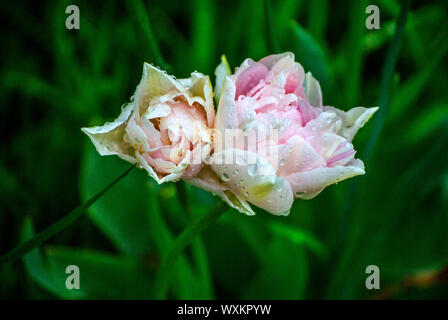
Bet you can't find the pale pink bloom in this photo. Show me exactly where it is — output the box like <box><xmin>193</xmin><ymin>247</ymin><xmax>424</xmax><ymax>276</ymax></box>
<box><xmin>202</xmin><ymin>52</ymin><xmax>378</xmax><ymax>215</ymax></box>
<box><xmin>82</xmin><ymin>63</ymin><xmax>215</xmax><ymax>183</ymax></box>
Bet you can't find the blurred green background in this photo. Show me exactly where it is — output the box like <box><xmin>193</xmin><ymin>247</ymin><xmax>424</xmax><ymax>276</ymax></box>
<box><xmin>1</xmin><ymin>0</ymin><xmax>447</xmax><ymax>299</ymax></box>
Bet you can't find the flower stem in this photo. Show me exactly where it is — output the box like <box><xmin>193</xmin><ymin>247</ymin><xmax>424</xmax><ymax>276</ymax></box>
<box><xmin>0</xmin><ymin>165</ymin><xmax>135</xmax><ymax>268</ymax></box>
<box><xmin>175</xmin><ymin>181</ymin><xmax>191</xmax><ymax>219</ymax></box>
<box><xmin>175</xmin><ymin>181</ymin><xmax>215</xmax><ymax>298</ymax></box>
<box><xmin>153</xmin><ymin>201</ymin><xmax>228</xmax><ymax>299</ymax></box>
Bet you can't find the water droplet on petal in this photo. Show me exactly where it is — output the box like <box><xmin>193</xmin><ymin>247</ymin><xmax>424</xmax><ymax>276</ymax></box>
<box><xmin>221</xmin><ymin>172</ymin><xmax>229</xmax><ymax>181</ymax></box>
<box><xmin>236</xmin><ymin>155</ymin><xmax>245</xmax><ymax>165</ymax></box>
<box><xmin>279</xmin><ymin>159</ymin><xmax>286</xmax><ymax>166</ymax></box>
<box><xmin>247</xmin><ymin>163</ymin><xmax>259</xmax><ymax>176</ymax></box>
<box><xmin>295</xmin><ymin>191</ymin><xmax>305</xmax><ymax>197</ymax></box>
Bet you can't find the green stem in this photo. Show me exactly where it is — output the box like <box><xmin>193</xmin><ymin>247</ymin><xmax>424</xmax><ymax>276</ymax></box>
<box><xmin>153</xmin><ymin>201</ymin><xmax>228</xmax><ymax>299</ymax></box>
<box><xmin>176</xmin><ymin>181</ymin><xmax>214</xmax><ymax>298</ymax></box>
<box><xmin>0</xmin><ymin>165</ymin><xmax>135</xmax><ymax>267</ymax></box>
<box><xmin>175</xmin><ymin>181</ymin><xmax>191</xmax><ymax>219</ymax></box>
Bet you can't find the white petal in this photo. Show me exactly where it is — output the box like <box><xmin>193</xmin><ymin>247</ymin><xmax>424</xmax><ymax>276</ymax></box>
<box><xmin>286</xmin><ymin>160</ymin><xmax>365</xmax><ymax>198</ymax></box>
<box><xmin>124</xmin><ymin>114</ymin><xmax>151</xmax><ymax>152</ymax></box>
<box><xmin>303</xmin><ymin>72</ymin><xmax>323</xmax><ymax>107</ymax></box>
<box><xmin>210</xmin><ymin>149</ymin><xmax>294</xmax><ymax>215</ymax></box>
<box><xmin>81</xmin><ymin>103</ymin><xmax>135</xmax><ymax>163</ymax></box>
<box><xmin>143</xmin><ymin>103</ymin><xmax>171</xmax><ymax>120</ymax></box>
<box><xmin>323</xmin><ymin>106</ymin><xmax>379</xmax><ymax>141</ymax></box>
<box><xmin>214</xmin><ymin>54</ymin><xmax>231</xmax><ymax>104</ymax></box>
<box><xmin>307</xmin><ymin>133</ymin><xmax>348</xmax><ymax>160</ymax></box>
<box><xmin>215</xmin><ymin>77</ymin><xmax>239</xmax><ymax>133</ymax></box>
<box><xmin>133</xmin><ymin>63</ymin><xmax>185</xmax><ymax>115</ymax></box>
<box><xmin>185</xmin><ymin>72</ymin><xmax>215</xmax><ymax>128</ymax></box>
<box><xmin>185</xmin><ymin>167</ymin><xmax>255</xmax><ymax>215</ymax></box>
<box><xmin>135</xmin><ymin>151</ymin><xmax>162</xmax><ymax>183</ymax></box>
<box><xmin>259</xmin><ymin>52</ymin><xmax>296</xmax><ymax>70</ymax></box>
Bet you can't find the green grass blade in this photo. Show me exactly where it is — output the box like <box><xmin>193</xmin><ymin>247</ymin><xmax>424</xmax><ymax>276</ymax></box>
<box><xmin>308</xmin><ymin>0</ymin><xmax>328</xmax><ymax>43</ymax></box>
<box><xmin>344</xmin><ymin>0</ymin><xmax>367</xmax><ymax>106</ymax></box>
<box><xmin>125</xmin><ymin>0</ymin><xmax>170</xmax><ymax>71</ymax></box>
<box><xmin>176</xmin><ymin>182</ymin><xmax>214</xmax><ymax>298</ymax></box>
<box><xmin>362</xmin><ymin>0</ymin><xmax>411</xmax><ymax>163</ymax></box>
<box><xmin>0</xmin><ymin>165</ymin><xmax>135</xmax><ymax>267</ymax></box>
<box><xmin>264</xmin><ymin>0</ymin><xmax>279</xmax><ymax>53</ymax></box>
<box><xmin>192</xmin><ymin>0</ymin><xmax>215</xmax><ymax>72</ymax></box>
<box><xmin>326</xmin><ymin>0</ymin><xmax>411</xmax><ymax>298</ymax></box>
<box><xmin>153</xmin><ymin>201</ymin><xmax>228</xmax><ymax>299</ymax></box>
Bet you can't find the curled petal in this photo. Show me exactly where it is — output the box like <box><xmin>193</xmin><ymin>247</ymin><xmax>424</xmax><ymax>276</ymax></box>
<box><xmin>210</xmin><ymin>149</ymin><xmax>294</xmax><ymax>215</ymax></box>
<box><xmin>324</xmin><ymin>106</ymin><xmax>379</xmax><ymax>141</ymax></box>
<box><xmin>133</xmin><ymin>63</ymin><xmax>185</xmax><ymax>115</ymax></box>
<box><xmin>81</xmin><ymin>103</ymin><xmax>135</xmax><ymax>163</ymax></box>
<box><xmin>259</xmin><ymin>52</ymin><xmax>296</xmax><ymax>70</ymax></box>
<box><xmin>286</xmin><ymin>159</ymin><xmax>365</xmax><ymax>198</ymax></box>
<box><xmin>186</xmin><ymin>72</ymin><xmax>215</xmax><ymax>128</ymax></box>
<box><xmin>214</xmin><ymin>54</ymin><xmax>231</xmax><ymax>104</ymax></box>
<box><xmin>185</xmin><ymin>167</ymin><xmax>255</xmax><ymax>215</ymax></box>
<box><xmin>303</xmin><ymin>72</ymin><xmax>323</xmax><ymax>108</ymax></box>
<box><xmin>124</xmin><ymin>114</ymin><xmax>151</xmax><ymax>152</ymax></box>
<box><xmin>215</xmin><ymin>77</ymin><xmax>239</xmax><ymax>133</ymax></box>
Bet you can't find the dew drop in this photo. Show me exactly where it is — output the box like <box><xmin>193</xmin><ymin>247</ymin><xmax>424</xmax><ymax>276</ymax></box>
<box><xmin>236</xmin><ymin>155</ymin><xmax>245</xmax><ymax>165</ymax></box>
<box><xmin>221</xmin><ymin>172</ymin><xmax>230</xmax><ymax>181</ymax></box>
<box><xmin>247</xmin><ymin>163</ymin><xmax>259</xmax><ymax>176</ymax></box>
<box><xmin>295</xmin><ymin>191</ymin><xmax>305</xmax><ymax>197</ymax></box>
<box><xmin>279</xmin><ymin>159</ymin><xmax>286</xmax><ymax>166</ymax></box>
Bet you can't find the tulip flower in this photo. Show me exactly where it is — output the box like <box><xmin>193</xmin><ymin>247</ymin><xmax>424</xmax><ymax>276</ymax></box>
<box><xmin>207</xmin><ymin>53</ymin><xmax>378</xmax><ymax>215</ymax></box>
<box><xmin>82</xmin><ymin>63</ymin><xmax>215</xmax><ymax>183</ymax></box>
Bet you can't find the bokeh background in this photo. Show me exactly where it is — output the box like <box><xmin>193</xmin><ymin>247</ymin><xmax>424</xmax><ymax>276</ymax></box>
<box><xmin>1</xmin><ymin>0</ymin><xmax>447</xmax><ymax>299</ymax></box>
